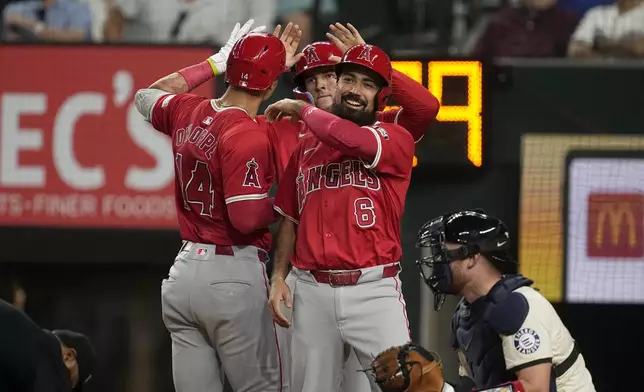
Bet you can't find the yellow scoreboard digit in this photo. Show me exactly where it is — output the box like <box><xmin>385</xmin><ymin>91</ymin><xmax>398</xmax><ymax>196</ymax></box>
<box><xmin>429</xmin><ymin>61</ymin><xmax>483</xmax><ymax>167</ymax></box>
<box><xmin>389</xmin><ymin>60</ymin><xmax>484</xmax><ymax>168</ymax></box>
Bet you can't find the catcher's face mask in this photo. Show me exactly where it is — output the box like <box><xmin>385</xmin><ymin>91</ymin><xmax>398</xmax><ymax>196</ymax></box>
<box><xmin>416</xmin><ymin>216</ymin><xmax>479</xmax><ymax>311</ymax></box>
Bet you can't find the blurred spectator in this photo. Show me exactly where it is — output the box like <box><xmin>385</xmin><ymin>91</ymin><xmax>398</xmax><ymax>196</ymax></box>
<box><xmin>471</xmin><ymin>0</ymin><xmax>581</xmax><ymax>58</ymax></box>
<box><xmin>277</xmin><ymin>0</ymin><xmax>336</xmax><ymax>46</ymax></box>
<box><xmin>568</xmin><ymin>0</ymin><xmax>644</xmax><ymax>58</ymax></box>
<box><xmin>103</xmin><ymin>0</ymin><xmax>276</xmax><ymax>44</ymax></box>
<box><xmin>0</xmin><ymin>271</ymin><xmax>27</xmax><ymax>312</ymax></box>
<box><xmin>558</xmin><ymin>0</ymin><xmax>613</xmax><ymax>14</ymax></box>
<box><xmin>0</xmin><ymin>0</ymin><xmax>6</xmax><ymax>35</ymax></box>
<box><xmin>78</xmin><ymin>0</ymin><xmax>111</xmax><ymax>41</ymax></box>
<box><xmin>2</xmin><ymin>0</ymin><xmax>92</xmax><ymax>41</ymax></box>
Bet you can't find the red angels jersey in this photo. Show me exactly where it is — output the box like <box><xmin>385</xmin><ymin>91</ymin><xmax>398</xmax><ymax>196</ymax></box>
<box><xmin>256</xmin><ymin>116</ymin><xmax>307</xmax><ymax>185</ymax></box>
<box><xmin>274</xmin><ymin>121</ymin><xmax>415</xmax><ymax>270</ymax></box>
<box><xmin>259</xmin><ymin>108</ymin><xmax>416</xmax><ymax>186</ymax></box>
<box><xmin>151</xmin><ymin>93</ymin><xmax>274</xmax><ymax>250</ymax></box>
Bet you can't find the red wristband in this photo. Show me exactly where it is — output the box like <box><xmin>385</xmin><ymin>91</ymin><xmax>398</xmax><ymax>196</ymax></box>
<box><xmin>178</xmin><ymin>61</ymin><xmax>214</xmax><ymax>91</ymax></box>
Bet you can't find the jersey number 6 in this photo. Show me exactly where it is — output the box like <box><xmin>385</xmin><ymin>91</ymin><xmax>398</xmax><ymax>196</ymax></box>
<box><xmin>175</xmin><ymin>153</ymin><xmax>214</xmax><ymax>217</ymax></box>
<box><xmin>354</xmin><ymin>197</ymin><xmax>376</xmax><ymax>228</ymax></box>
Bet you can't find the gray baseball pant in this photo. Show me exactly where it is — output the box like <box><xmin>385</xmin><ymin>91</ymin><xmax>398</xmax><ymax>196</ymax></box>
<box><xmin>161</xmin><ymin>241</ymin><xmax>284</xmax><ymax>392</ymax></box>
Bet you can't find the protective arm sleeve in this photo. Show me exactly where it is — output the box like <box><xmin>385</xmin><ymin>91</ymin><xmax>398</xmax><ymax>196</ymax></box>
<box><xmin>299</xmin><ymin>104</ymin><xmax>378</xmax><ymax>159</ymax></box>
<box><xmin>134</xmin><ymin>88</ymin><xmax>168</xmax><ymax>122</ymax></box>
<box><xmin>378</xmin><ymin>69</ymin><xmax>440</xmax><ymax>142</ymax></box>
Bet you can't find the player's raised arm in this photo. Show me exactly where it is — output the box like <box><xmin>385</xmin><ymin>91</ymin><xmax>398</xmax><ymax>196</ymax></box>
<box><xmin>134</xmin><ymin>20</ymin><xmax>303</xmax><ymax>125</ymax></box>
<box><xmin>326</xmin><ymin>22</ymin><xmax>440</xmax><ymax>142</ymax></box>
<box><xmin>133</xmin><ymin>19</ymin><xmax>265</xmax><ymax>126</ymax></box>
<box><xmin>219</xmin><ymin>125</ymin><xmax>277</xmax><ymax>234</ymax></box>
<box><xmin>265</xmin><ymin>43</ymin><xmax>415</xmax><ymax>178</ymax></box>
<box><xmin>380</xmin><ymin>69</ymin><xmax>440</xmax><ymax>142</ymax></box>
<box><xmin>149</xmin><ymin>19</ymin><xmax>266</xmax><ymax>95</ymax></box>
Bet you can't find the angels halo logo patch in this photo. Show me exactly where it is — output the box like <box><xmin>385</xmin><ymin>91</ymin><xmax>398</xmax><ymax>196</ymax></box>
<box><xmin>513</xmin><ymin>328</ymin><xmax>541</xmax><ymax>355</ymax></box>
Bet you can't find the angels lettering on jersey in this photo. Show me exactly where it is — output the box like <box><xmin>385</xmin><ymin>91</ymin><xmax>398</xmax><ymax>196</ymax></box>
<box><xmin>295</xmin><ymin>158</ymin><xmax>380</xmax><ymax>214</ymax></box>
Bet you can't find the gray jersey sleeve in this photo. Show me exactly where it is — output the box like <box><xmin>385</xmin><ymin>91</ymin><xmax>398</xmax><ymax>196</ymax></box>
<box><xmin>134</xmin><ymin>88</ymin><xmax>168</xmax><ymax>122</ymax></box>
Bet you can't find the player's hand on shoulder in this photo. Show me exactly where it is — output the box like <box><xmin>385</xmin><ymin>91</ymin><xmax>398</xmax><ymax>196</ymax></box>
<box><xmin>273</xmin><ymin>22</ymin><xmax>304</xmax><ymax>68</ymax></box>
<box><xmin>268</xmin><ymin>277</ymin><xmax>292</xmax><ymax>328</ymax></box>
<box><xmin>265</xmin><ymin>99</ymin><xmax>307</xmax><ymax>124</ymax></box>
<box><xmin>326</xmin><ymin>22</ymin><xmax>366</xmax><ymax>54</ymax></box>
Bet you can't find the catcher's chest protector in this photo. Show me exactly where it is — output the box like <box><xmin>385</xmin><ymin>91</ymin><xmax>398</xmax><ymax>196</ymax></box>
<box><xmin>451</xmin><ymin>275</ymin><xmax>534</xmax><ymax>389</ymax></box>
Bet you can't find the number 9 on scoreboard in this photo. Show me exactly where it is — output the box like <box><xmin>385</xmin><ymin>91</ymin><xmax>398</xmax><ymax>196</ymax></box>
<box><xmin>388</xmin><ymin>60</ymin><xmax>484</xmax><ymax>168</ymax></box>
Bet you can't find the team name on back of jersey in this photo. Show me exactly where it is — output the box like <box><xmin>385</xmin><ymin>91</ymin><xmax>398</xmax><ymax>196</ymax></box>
<box><xmin>295</xmin><ymin>159</ymin><xmax>380</xmax><ymax>212</ymax></box>
<box><xmin>174</xmin><ymin>124</ymin><xmax>216</xmax><ymax>159</ymax></box>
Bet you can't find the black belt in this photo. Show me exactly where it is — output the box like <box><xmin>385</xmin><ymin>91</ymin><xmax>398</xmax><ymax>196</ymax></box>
<box><xmin>553</xmin><ymin>341</ymin><xmax>581</xmax><ymax>378</ymax></box>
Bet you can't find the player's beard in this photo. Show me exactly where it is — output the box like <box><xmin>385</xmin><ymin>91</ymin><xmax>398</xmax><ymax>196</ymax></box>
<box><xmin>331</xmin><ymin>95</ymin><xmax>377</xmax><ymax>126</ymax></box>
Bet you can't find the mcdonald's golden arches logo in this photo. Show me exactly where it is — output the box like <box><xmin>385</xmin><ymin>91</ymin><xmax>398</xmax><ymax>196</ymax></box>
<box><xmin>586</xmin><ymin>193</ymin><xmax>644</xmax><ymax>258</ymax></box>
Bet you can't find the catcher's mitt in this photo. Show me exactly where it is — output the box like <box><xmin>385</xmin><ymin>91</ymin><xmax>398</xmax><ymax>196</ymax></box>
<box><xmin>370</xmin><ymin>342</ymin><xmax>445</xmax><ymax>392</ymax></box>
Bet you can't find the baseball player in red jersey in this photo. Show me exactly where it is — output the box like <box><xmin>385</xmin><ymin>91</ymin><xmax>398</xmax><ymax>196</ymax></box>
<box><xmin>266</xmin><ymin>44</ymin><xmax>416</xmax><ymax>392</ymax></box>
<box><xmin>133</xmin><ymin>20</ymin><xmax>304</xmax><ymax>392</ymax></box>
<box><xmin>264</xmin><ymin>22</ymin><xmax>439</xmax><ymax>183</ymax></box>
<box><xmin>265</xmin><ymin>24</ymin><xmax>440</xmax><ymax>392</ymax></box>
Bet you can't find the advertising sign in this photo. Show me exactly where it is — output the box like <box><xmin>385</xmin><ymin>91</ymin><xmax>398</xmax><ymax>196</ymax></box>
<box><xmin>586</xmin><ymin>193</ymin><xmax>643</xmax><ymax>258</ymax></box>
<box><xmin>519</xmin><ymin>134</ymin><xmax>644</xmax><ymax>302</ymax></box>
<box><xmin>0</xmin><ymin>45</ymin><xmax>214</xmax><ymax>229</ymax></box>
<box><xmin>565</xmin><ymin>152</ymin><xmax>644</xmax><ymax>304</ymax></box>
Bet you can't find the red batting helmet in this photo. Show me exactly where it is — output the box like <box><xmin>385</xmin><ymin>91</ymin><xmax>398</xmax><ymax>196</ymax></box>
<box><xmin>335</xmin><ymin>44</ymin><xmax>393</xmax><ymax>110</ymax></box>
<box><xmin>293</xmin><ymin>42</ymin><xmax>342</xmax><ymax>86</ymax></box>
<box><xmin>226</xmin><ymin>33</ymin><xmax>287</xmax><ymax>91</ymax></box>
<box><xmin>292</xmin><ymin>42</ymin><xmax>343</xmax><ymax>103</ymax></box>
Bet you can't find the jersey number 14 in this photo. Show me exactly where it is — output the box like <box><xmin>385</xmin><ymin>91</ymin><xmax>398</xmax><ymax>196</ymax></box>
<box><xmin>175</xmin><ymin>153</ymin><xmax>214</xmax><ymax>217</ymax></box>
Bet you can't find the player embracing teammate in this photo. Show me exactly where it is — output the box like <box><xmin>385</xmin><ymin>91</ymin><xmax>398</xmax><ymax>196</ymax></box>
<box><xmin>134</xmin><ymin>16</ymin><xmax>439</xmax><ymax>392</ymax></box>
<box><xmin>266</xmin><ymin>23</ymin><xmax>439</xmax><ymax>392</ymax></box>
<box><xmin>266</xmin><ymin>40</ymin><xmax>433</xmax><ymax>391</ymax></box>
<box><xmin>134</xmin><ymin>20</ymin><xmax>303</xmax><ymax>392</ymax></box>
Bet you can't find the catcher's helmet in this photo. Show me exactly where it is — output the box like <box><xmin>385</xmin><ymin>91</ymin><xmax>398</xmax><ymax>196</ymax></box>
<box><xmin>415</xmin><ymin>209</ymin><xmax>515</xmax><ymax>310</ymax></box>
<box><xmin>226</xmin><ymin>32</ymin><xmax>287</xmax><ymax>91</ymax></box>
<box><xmin>292</xmin><ymin>42</ymin><xmax>342</xmax><ymax>104</ymax></box>
<box><xmin>335</xmin><ymin>44</ymin><xmax>392</xmax><ymax>110</ymax></box>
